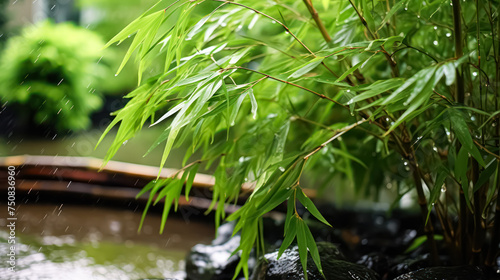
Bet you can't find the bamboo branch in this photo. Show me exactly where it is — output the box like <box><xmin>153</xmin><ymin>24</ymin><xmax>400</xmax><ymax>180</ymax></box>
<box><xmin>302</xmin><ymin>0</ymin><xmax>331</xmax><ymax>42</ymax></box>
<box><xmin>304</xmin><ymin>119</ymin><xmax>368</xmax><ymax>159</ymax></box>
<box><xmin>230</xmin><ymin>66</ymin><xmax>348</xmax><ymax>108</ymax></box>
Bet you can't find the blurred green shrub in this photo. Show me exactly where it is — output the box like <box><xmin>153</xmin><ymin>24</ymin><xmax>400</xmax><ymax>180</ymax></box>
<box><xmin>0</xmin><ymin>20</ymin><xmax>107</xmax><ymax>132</ymax></box>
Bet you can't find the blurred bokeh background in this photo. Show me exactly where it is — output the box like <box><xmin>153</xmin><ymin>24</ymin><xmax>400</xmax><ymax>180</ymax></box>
<box><xmin>0</xmin><ymin>0</ymin><xmax>190</xmax><ymax>167</ymax></box>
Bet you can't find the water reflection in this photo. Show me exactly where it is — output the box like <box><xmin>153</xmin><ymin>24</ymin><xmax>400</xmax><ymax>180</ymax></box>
<box><xmin>0</xmin><ymin>204</ymin><xmax>214</xmax><ymax>279</ymax></box>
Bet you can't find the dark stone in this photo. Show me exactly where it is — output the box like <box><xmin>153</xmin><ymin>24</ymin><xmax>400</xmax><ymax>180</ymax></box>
<box><xmin>185</xmin><ymin>222</ymin><xmax>254</xmax><ymax>280</ymax></box>
<box><xmin>393</xmin><ymin>266</ymin><xmax>486</xmax><ymax>280</ymax></box>
<box><xmin>356</xmin><ymin>252</ymin><xmax>389</xmax><ymax>278</ymax></box>
<box><xmin>252</xmin><ymin>242</ymin><xmax>379</xmax><ymax>280</ymax></box>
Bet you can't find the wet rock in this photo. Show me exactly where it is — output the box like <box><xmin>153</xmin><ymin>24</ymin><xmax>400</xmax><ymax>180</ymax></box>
<box><xmin>356</xmin><ymin>252</ymin><xmax>389</xmax><ymax>277</ymax></box>
<box><xmin>252</xmin><ymin>242</ymin><xmax>379</xmax><ymax>280</ymax></box>
<box><xmin>393</xmin><ymin>266</ymin><xmax>486</xmax><ymax>280</ymax></box>
<box><xmin>185</xmin><ymin>222</ymin><xmax>254</xmax><ymax>280</ymax></box>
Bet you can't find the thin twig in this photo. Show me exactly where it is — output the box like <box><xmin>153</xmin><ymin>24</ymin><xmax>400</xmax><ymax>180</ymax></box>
<box><xmin>214</xmin><ymin>0</ymin><xmax>314</xmax><ymax>55</ymax></box>
<box><xmin>304</xmin><ymin>119</ymin><xmax>368</xmax><ymax>159</ymax></box>
<box><xmin>228</xmin><ymin>66</ymin><xmax>348</xmax><ymax>108</ymax></box>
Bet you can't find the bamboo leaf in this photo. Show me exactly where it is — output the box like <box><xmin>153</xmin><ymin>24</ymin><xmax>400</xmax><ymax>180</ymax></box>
<box><xmin>426</xmin><ymin>169</ymin><xmax>447</xmax><ymax>225</ymax></box>
<box><xmin>349</xmin><ymin>78</ymin><xmax>404</xmax><ymax>104</ymax></box>
<box><xmin>297</xmin><ymin>188</ymin><xmax>332</xmax><ymax>227</ymax></box>
<box><xmin>449</xmin><ymin>109</ymin><xmax>485</xmax><ymax>166</ymax></box>
<box><xmin>278</xmin><ymin>216</ymin><xmax>297</xmax><ymax>259</ymax></box>
<box><xmin>378</xmin><ymin>0</ymin><xmax>409</xmax><ymax>31</ymax></box>
<box><xmin>334</xmin><ymin>57</ymin><xmax>372</xmax><ymax>83</ymax></box>
<box><xmin>185</xmin><ymin>164</ymin><xmax>199</xmax><ymax>201</ymax></box>
<box><xmin>289</xmin><ymin>57</ymin><xmax>324</xmax><ymax>79</ymax></box>
<box><xmin>474</xmin><ymin>159</ymin><xmax>497</xmax><ymax>193</ymax></box>
<box><xmin>405</xmin><ymin>235</ymin><xmax>443</xmax><ymax>253</ymax></box>
<box><xmin>303</xmin><ymin>222</ymin><xmax>323</xmax><ymax>276</ymax></box>
<box><xmin>296</xmin><ymin>219</ymin><xmax>309</xmax><ymax>280</ymax></box>
<box><xmin>249</xmin><ymin>88</ymin><xmax>258</xmax><ymax>120</ymax></box>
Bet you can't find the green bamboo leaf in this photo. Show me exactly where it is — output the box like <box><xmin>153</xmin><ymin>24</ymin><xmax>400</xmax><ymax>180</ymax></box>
<box><xmin>154</xmin><ymin>179</ymin><xmax>172</xmax><ymax>205</ymax></box>
<box><xmin>297</xmin><ymin>188</ymin><xmax>332</xmax><ymax>227</ymax></box>
<box><xmin>334</xmin><ymin>57</ymin><xmax>371</xmax><ymax>83</ymax></box>
<box><xmin>229</xmin><ymin>89</ymin><xmax>250</xmax><ymax>126</ymax></box>
<box><xmin>455</xmin><ymin>146</ymin><xmax>473</xmax><ymax>211</ymax></box>
<box><xmin>474</xmin><ymin>159</ymin><xmax>497</xmax><ymax>193</ymax></box>
<box><xmin>135</xmin><ymin>179</ymin><xmax>158</xmax><ymax>199</ymax></box>
<box><xmin>115</xmin><ymin>10</ymin><xmax>165</xmax><ymax>77</ymax></box>
<box><xmin>405</xmin><ymin>235</ymin><xmax>443</xmax><ymax>253</ymax></box>
<box><xmin>248</xmin><ymin>88</ymin><xmax>258</xmax><ymax>120</ymax></box>
<box><xmin>442</xmin><ymin>62</ymin><xmax>456</xmax><ymax>86</ymax></box>
<box><xmin>284</xmin><ymin>194</ymin><xmax>295</xmax><ymax>233</ymax></box>
<box><xmin>377</xmin><ymin>0</ymin><xmax>409</xmax><ymax>31</ymax></box>
<box><xmin>296</xmin><ymin>219</ymin><xmax>309</xmax><ymax>280</ymax></box>
<box><xmin>349</xmin><ymin>78</ymin><xmax>404</xmax><ymax>104</ymax></box>
<box><xmin>331</xmin><ymin>147</ymin><xmax>368</xmax><ymax>169</ymax></box>
<box><xmin>138</xmin><ymin>180</ymin><xmax>164</xmax><ymax>232</ymax></box>
<box><xmin>449</xmin><ymin>109</ymin><xmax>485</xmax><ymax>166</ymax></box>
<box><xmin>104</xmin><ymin>1</ymin><xmax>164</xmax><ymax>48</ymax></box>
<box><xmin>383</xmin><ymin>67</ymin><xmax>433</xmax><ymax>105</ymax></box>
<box><xmin>426</xmin><ymin>169</ymin><xmax>447</xmax><ymax>225</ymax></box>
<box><xmin>303</xmin><ymin>222</ymin><xmax>323</xmax><ymax>276</ymax></box>
<box><xmin>289</xmin><ymin>57</ymin><xmax>324</xmax><ymax>79</ymax></box>
<box><xmin>278</xmin><ymin>216</ymin><xmax>297</xmax><ymax>259</ymax></box>
<box><xmin>185</xmin><ymin>164</ymin><xmax>199</xmax><ymax>201</ymax></box>
<box><xmin>150</xmin><ymin>101</ymin><xmax>185</xmax><ymax>127</ymax></box>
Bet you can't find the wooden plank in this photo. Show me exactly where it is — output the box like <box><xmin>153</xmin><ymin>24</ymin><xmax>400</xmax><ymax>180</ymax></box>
<box><xmin>0</xmin><ymin>155</ymin><xmax>316</xmax><ymax>198</ymax></box>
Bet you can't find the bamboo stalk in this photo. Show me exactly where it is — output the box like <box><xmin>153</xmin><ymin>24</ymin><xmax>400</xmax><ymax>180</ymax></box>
<box><xmin>486</xmin><ymin>1</ymin><xmax>500</xmax><ymax>267</ymax></box>
<box><xmin>451</xmin><ymin>0</ymin><xmax>469</xmax><ymax>264</ymax></box>
<box><xmin>302</xmin><ymin>0</ymin><xmax>331</xmax><ymax>42</ymax></box>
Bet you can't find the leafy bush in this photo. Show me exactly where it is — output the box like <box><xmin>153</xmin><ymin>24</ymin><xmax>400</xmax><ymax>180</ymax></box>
<box><xmin>100</xmin><ymin>0</ymin><xmax>500</xmax><ymax>277</ymax></box>
<box><xmin>0</xmin><ymin>20</ymin><xmax>107</xmax><ymax>132</ymax></box>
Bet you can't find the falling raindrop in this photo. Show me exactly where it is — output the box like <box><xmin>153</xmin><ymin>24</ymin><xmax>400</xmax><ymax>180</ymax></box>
<box><xmin>123</xmin><ymin>140</ymin><xmax>128</xmax><ymax>145</ymax></box>
<box><xmin>403</xmin><ymin>161</ymin><xmax>410</xmax><ymax>171</ymax></box>
<box><xmin>471</xmin><ymin>115</ymin><xmax>476</xmax><ymax>121</ymax></box>
<box><xmin>446</xmin><ymin>33</ymin><xmax>451</xmax><ymax>37</ymax></box>
<box><xmin>433</xmin><ymin>41</ymin><xmax>438</xmax><ymax>46</ymax></box>
<box><xmin>433</xmin><ymin>26</ymin><xmax>437</xmax><ymax>30</ymax></box>
<box><xmin>57</xmin><ymin>79</ymin><xmax>64</xmax><ymax>86</ymax></box>
<box><xmin>472</xmin><ymin>72</ymin><xmax>478</xmax><ymax>77</ymax></box>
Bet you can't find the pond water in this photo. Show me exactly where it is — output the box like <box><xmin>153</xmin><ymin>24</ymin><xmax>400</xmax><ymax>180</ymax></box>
<box><xmin>0</xmin><ymin>204</ymin><xmax>214</xmax><ymax>280</ymax></box>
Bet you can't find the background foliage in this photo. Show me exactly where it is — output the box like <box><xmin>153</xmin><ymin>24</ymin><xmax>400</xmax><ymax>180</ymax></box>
<box><xmin>0</xmin><ymin>20</ymin><xmax>108</xmax><ymax>132</ymax></box>
<box><xmin>99</xmin><ymin>0</ymin><xmax>500</xmax><ymax>277</ymax></box>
